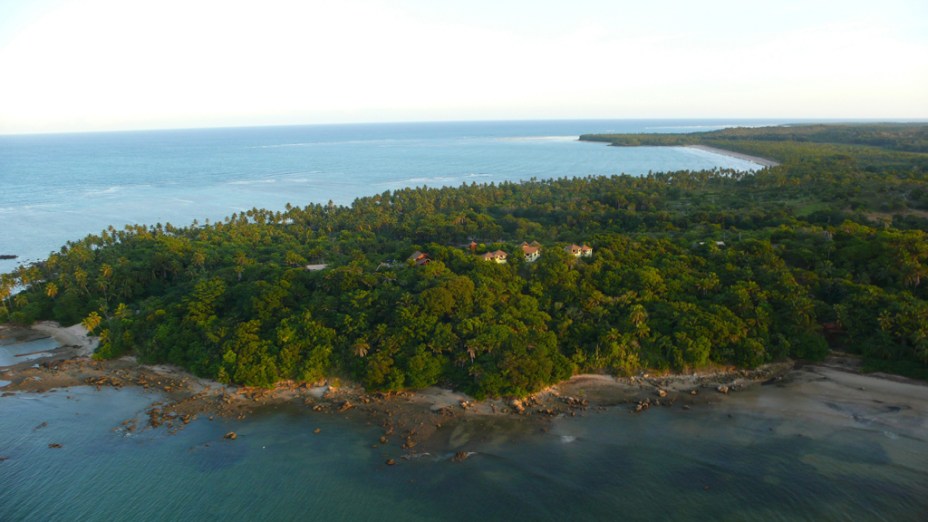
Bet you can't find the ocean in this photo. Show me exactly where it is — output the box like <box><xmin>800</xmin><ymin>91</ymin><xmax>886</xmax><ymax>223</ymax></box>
<box><xmin>1</xmin><ymin>119</ymin><xmax>773</xmax><ymax>269</ymax></box>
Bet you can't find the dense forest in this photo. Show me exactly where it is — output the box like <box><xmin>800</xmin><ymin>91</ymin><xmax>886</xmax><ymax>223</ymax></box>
<box><xmin>2</xmin><ymin>123</ymin><xmax>927</xmax><ymax>396</ymax></box>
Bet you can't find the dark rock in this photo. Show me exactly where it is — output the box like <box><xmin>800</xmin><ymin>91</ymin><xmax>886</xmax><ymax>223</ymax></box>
<box><xmin>451</xmin><ymin>451</ymin><xmax>471</xmax><ymax>463</ymax></box>
<box><xmin>48</xmin><ymin>443</ymin><xmax>62</xmax><ymax>449</ymax></box>
<box><xmin>385</xmin><ymin>458</ymin><xmax>396</xmax><ymax>466</ymax></box>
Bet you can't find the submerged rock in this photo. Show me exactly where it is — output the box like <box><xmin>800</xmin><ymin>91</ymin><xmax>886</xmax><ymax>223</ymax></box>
<box><xmin>224</xmin><ymin>431</ymin><xmax>237</xmax><ymax>440</ymax></box>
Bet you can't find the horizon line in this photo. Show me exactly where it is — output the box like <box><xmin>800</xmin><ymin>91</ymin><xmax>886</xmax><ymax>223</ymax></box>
<box><xmin>2</xmin><ymin>117</ymin><xmax>927</xmax><ymax>137</ymax></box>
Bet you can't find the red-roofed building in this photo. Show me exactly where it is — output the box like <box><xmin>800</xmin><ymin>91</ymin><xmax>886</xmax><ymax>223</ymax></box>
<box><xmin>521</xmin><ymin>242</ymin><xmax>541</xmax><ymax>262</ymax></box>
<box><xmin>408</xmin><ymin>251</ymin><xmax>431</xmax><ymax>266</ymax></box>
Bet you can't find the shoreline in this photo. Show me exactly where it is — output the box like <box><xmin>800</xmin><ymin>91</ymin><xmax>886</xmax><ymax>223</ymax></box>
<box><xmin>684</xmin><ymin>144</ymin><xmax>780</xmax><ymax>168</ymax></box>
<box><xmin>3</xmin><ymin>322</ymin><xmax>926</xmax><ymax>455</ymax></box>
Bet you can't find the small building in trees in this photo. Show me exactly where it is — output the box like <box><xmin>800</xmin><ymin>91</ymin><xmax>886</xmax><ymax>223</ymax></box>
<box><xmin>481</xmin><ymin>250</ymin><xmax>508</xmax><ymax>264</ymax></box>
<box><xmin>521</xmin><ymin>242</ymin><xmax>541</xmax><ymax>262</ymax></box>
<box><xmin>565</xmin><ymin>244</ymin><xmax>593</xmax><ymax>258</ymax></box>
<box><xmin>408</xmin><ymin>251</ymin><xmax>431</xmax><ymax>266</ymax></box>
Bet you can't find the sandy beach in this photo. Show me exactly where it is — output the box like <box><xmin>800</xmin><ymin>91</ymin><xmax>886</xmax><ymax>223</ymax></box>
<box><xmin>686</xmin><ymin>144</ymin><xmax>781</xmax><ymax>168</ymax></box>
<box><xmin>2</xmin><ymin>322</ymin><xmax>926</xmax><ymax>452</ymax></box>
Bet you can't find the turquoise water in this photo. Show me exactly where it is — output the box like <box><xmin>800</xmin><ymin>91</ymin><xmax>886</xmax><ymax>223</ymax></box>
<box><xmin>0</xmin><ymin>119</ymin><xmax>779</xmax><ymax>267</ymax></box>
<box><xmin>1</xmin><ymin>385</ymin><xmax>925</xmax><ymax>521</ymax></box>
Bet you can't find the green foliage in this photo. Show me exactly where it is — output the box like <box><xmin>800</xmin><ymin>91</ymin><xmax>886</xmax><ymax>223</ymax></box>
<box><xmin>5</xmin><ymin>123</ymin><xmax>928</xmax><ymax>393</ymax></box>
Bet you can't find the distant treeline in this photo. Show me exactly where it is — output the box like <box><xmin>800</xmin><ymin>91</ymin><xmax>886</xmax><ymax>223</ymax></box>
<box><xmin>581</xmin><ymin>122</ymin><xmax>928</xmax><ymax>154</ymax></box>
<box><xmin>3</xmin><ymin>123</ymin><xmax>927</xmax><ymax>395</ymax></box>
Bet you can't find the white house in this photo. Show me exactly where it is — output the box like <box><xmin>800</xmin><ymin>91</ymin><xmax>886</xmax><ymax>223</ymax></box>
<box><xmin>521</xmin><ymin>242</ymin><xmax>541</xmax><ymax>262</ymax></box>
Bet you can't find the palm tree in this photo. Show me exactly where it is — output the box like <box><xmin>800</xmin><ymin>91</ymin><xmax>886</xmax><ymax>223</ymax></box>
<box><xmin>353</xmin><ymin>341</ymin><xmax>370</xmax><ymax>358</ymax></box>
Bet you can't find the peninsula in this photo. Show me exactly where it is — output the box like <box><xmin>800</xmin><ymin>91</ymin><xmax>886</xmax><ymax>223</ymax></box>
<box><xmin>2</xmin><ymin>124</ymin><xmax>927</xmax><ymax>401</ymax></box>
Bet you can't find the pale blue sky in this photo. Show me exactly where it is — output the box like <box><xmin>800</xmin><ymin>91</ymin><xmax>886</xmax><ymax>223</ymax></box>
<box><xmin>0</xmin><ymin>0</ymin><xmax>926</xmax><ymax>133</ymax></box>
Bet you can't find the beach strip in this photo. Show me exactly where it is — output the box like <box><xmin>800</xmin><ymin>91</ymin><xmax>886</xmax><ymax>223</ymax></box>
<box><xmin>686</xmin><ymin>144</ymin><xmax>780</xmax><ymax>168</ymax></box>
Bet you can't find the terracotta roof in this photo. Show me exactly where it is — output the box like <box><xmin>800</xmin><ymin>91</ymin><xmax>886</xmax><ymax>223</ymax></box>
<box><xmin>481</xmin><ymin>250</ymin><xmax>508</xmax><ymax>261</ymax></box>
<box><xmin>408</xmin><ymin>251</ymin><xmax>430</xmax><ymax>266</ymax></box>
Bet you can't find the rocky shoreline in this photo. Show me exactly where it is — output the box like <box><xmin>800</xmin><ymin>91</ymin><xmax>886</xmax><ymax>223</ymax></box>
<box><xmin>10</xmin><ymin>321</ymin><xmax>927</xmax><ymax>464</ymax></box>
<box><xmin>2</xmin><ymin>322</ymin><xmax>799</xmax><ymax>458</ymax></box>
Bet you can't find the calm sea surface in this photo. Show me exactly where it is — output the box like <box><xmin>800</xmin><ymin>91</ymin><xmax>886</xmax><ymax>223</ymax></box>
<box><xmin>1</xmin><ymin>119</ymin><xmax>773</xmax><ymax>267</ymax></box>
<box><xmin>6</xmin><ymin>120</ymin><xmax>924</xmax><ymax>520</ymax></box>
<box><xmin>0</xmin><ymin>385</ymin><xmax>925</xmax><ymax>521</ymax></box>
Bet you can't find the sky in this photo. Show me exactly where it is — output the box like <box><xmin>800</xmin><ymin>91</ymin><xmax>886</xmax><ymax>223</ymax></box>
<box><xmin>0</xmin><ymin>0</ymin><xmax>926</xmax><ymax>134</ymax></box>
